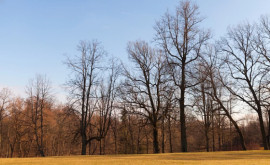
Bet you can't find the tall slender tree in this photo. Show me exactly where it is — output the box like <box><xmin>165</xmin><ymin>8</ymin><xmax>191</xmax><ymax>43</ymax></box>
<box><xmin>155</xmin><ymin>0</ymin><xmax>210</xmax><ymax>152</ymax></box>
<box><xmin>26</xmin><ymin>75</ymin><xmax>52</xmax><ymax>157</ymax></box>
<box><xmin>65</xmin><ymin>40</ymin><xmax>105</xmax><ymax>155</ymax></box>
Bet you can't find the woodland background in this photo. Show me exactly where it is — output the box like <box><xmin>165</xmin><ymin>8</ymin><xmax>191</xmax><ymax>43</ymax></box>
<box><xmin>0</xmin><ymin>0</ymin><xmax>270</xmax><ymax>157</ymax></box>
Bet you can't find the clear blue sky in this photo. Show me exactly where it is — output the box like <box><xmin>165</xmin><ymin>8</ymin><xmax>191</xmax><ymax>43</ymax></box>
<box><xmin>1</xmin><ymin>0</ymin><xmax>270</xmax><ymax>101</ymax></box>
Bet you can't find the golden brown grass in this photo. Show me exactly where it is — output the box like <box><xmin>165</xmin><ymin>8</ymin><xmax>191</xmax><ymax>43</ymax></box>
<box><xmin>0</xmin><ymin>150</ymin><xmax>269</xmax><ymax>165</ymax></box>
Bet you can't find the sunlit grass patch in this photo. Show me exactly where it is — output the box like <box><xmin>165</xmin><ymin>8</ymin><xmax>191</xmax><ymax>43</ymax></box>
<box><xmin>0</xmin><ymin>150</ymin><xmax>269</xmax><ymax>165</ymax></box>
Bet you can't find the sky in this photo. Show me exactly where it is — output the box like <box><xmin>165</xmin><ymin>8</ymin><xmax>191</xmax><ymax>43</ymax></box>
<box><xmin>1</xmin><ymin>0</ymin><xmax>270</xmax><ymax>102</ymax></box>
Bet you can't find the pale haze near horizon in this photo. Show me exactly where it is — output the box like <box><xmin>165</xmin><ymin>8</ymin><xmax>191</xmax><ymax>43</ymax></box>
<box><xmin>0</xmin><ymin>0</ymin><xmax>270</xmax><ymax>103</ymax></box>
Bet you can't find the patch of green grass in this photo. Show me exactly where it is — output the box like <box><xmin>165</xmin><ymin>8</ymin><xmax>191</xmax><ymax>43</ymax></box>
<box><xmin>0</xmin><ymin>150</ymin><xmax>269</xmax><ymax>165</ymax></box>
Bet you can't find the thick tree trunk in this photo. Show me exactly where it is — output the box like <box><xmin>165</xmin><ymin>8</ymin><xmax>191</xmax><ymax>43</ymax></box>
<box><xmin>258</xmin><ymin>109</ymin><xmax>269</xmax><ymax>150</ymax></box>
<box><xmin>81</xmin><ymin>132</ymin><xmax>87</xmax><ymax>155</ymax></box>
<box><xmin>10</xmin><ymin>144</ymin><xmax>14</xmax><ymax>158</ymax></box>
<box><xmin>180</xmin><ymin>98</ymin><xmax>187</xmax><ymax>152</ymax></box>
<box><xmin>204</xmin><ymin>126</ymin><xmax>209</xmax><ymax>152</ymax></box>
<box><xmin>180</xmin><ymin>61</ymin><xmax>187</xmax><ymax>152</ymax></box>
<box><xmin>99</xmin><ymin>139</ymin><xmax>102</xmax><ymax>155</ymax></box>
<box><xmin>114</xmin><ymin>132</ymin><xmax>117</xmax><ymax>154</ymax></box>
<box><xmin>39</xmin><ymin>149</ymin><xmax>45</xmax><ymax>157</ymax></box>
<box><xmin>152</xmin><ymin>124</ymin><xmax>159</xmax><ymax>153</ymax></box>
<box><xmin>168</xmin><ymin>116</ymin><xmax>173</xmax><ymax>153</ymax></box>
<box><xmin>35</xmin><ymin>130</ymin><xmax>45</xmax><ymax>157</ymax></box>
<box><xmin>103</xmin><ymin>138</ymin><xmax>106</xmax><ymax>155</ymax></box>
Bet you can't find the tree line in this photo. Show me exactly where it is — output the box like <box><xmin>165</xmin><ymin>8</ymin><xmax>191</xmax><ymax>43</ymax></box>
<box><xmin>1</xmin><ymin>0</ymin><xmax>270</xmax><ymax>157</ymax></box>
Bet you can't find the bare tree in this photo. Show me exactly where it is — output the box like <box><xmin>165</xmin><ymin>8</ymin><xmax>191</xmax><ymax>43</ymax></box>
<box><xmin>203</xmin><ymin>47</ymin><xmax>247</xmax><ymax>150</ymax></box>
<box><xmin>155</xmin><ymin>0</ymin><xmax>210</xmax><ymax>152</ymax></box>
<box><xmin>253</xmin><ymin>15</ymin><xmax>270</xmax><ymax>148</ymax></box>
<box><xmin>65</xmin><ymin>40</ymin><xmax>105</xmax><ymax>155</ymax></box>
<box><xmin>8</xmin><ymin>97</ymin><xmax>25</xmax><ymax>157</ymax></box>
<box><xmin>0</xmin><ymin>88</ymin><xmax>11</xmax><ymax>156</ymax></box>
<box><xmin>119</xmin><ymin>41</ymin><xmax>171</xmax><ymax>153</ymax></box>
<box><xmin>65</xmin><ymin>40</ymin><xmax>120</xmax><ymax>155</ymax></box>
<box><xmin>218</xmin><ymin>23</ymin><xmax>269</xmax><ymax>150</ymax></box>
<box><xmin>193</xmin><ymin>66</ymin><xmax>212</xmax><ymax>152</ymax></box>
<box><xmin>26</xmin><ymin>75</ymin><xmax>52</xmax><ymax>156</ymax></box>
<box><xmin>254</xmin><ymin>15</ymin><xmax>270</xmax><ymax>66</ymax></box>
<box><xmin>96</xmin><ymin>58</ymin><xmax>120</xmax><ymax>155</ymax></box>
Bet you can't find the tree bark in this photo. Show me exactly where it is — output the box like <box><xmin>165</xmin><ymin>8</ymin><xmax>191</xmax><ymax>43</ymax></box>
<box><xmin>152</xmin><ymin>123</ymin><xmax>160</xmax><ymax>153</ymax></box>
<box><xmin>211</xmin><ymin>111</ymin><xmax>215</xmax><ymax>152</ymax></box>
<box><xmin>258</xmin><ymin>109</ymin><xmax>269</xmax><ymax>150</ymax></box>
<box><xmin>161</xmin><ymin>114</ymin><xmax>165</xmax><ymax>153</ymax></box>
<box><xmin>81</xmin><ymin>132</ymin><xmax>87</xmax><ymax>155</ymax></box>
<box><xmin>168</xmin><ymin>115</ymin><xmax>173</xmax><ymax>153</ymax></box>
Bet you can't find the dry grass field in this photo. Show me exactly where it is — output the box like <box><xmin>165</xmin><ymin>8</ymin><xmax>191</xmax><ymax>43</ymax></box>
<box><xmin>0</xmin><ymin>150</ymin><xmax>269</xmax><ymax>165</ymax></box>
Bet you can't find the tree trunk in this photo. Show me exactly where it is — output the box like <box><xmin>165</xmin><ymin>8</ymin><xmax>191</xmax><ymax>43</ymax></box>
<box><xmin>113</xmin><ymin>118</ymin><xmax>117</xmax><ymax>154</ymax></box>
<box><xmin>114</xmin><ymin>132</ymin><xmax>117</xmax><ymax>154</ymax></box>
<box><xmin>161</xmin><ymin>115</ymin><xmax>165</xmax><ymax>153</ymax></box>
<box><xmin>168</xmin><ymin>116</ymin><xmax>173</xmax><ymax>153</ymax></box>
<box><xmin>204</xmin><ymin>126</ymin><xmax>209</xmax><ymax>152</ymax></box>
<box><xmin>211</xmin><ymin>111</ymin><xmax>215</xmax><ymax>152</ymax></box>
<box><xmin>81</xmin><ymin>132</ymin><xmax>87</xmax><ymax>155</ymax></box>
<box><xmin>180</xmin><ymin>62</ymin><xmax>187</xmax><ymax>152</ymax></box>
<box><xmin>40</xmin><ymin>106</ymin><xmax>44</xmax><ymax>157</ymax></box>
<box><xmin>136</xmin><ymin>135</ymin><xmax>140</xmax><ymax>154</ymax></box>
<box><xmin>99</xmin><ymin>139</ymin><xmax>102</xmax><ymax>155</ymax></box>
<box><xmin>202</xmin><ymin>83</ymin><xmax>209</xmax><ymax>152</ymax></box>
<box><xmin>10</xmin><ymin>144</ymin><xmax>14</xmax><ymax>158</ymax></box>
<box><xmin>180</xmin><ymin>98</ymin><xmax>187</xmax><ymax>152</ymax></box>
<box><xmin>136</xmin><ymin>126</ymin><xmax>141</xmax><ymax>154</ymax></box>
<box><xmin>218</xmin><ymin>109</ymin><xmax>221</xmax><ymax>151</ymax></box>
<box><xmin>227</xmin><ymin>114</ymin><xmax>246</xmax><ymax>150</ymax></box>
<box><xmin>146</xmin><ymin>132</ymin><xmax>149</xmax><ymax>154</ymax></box>
<box><xmin>216</xmin><ymin>99</ymin><xmax>246</xmax><ymax>150</ymax></box>
<box><xmin>152</xmin><ymin>124</ymin><xmax>159</xmax><ymax>153</ymax></box>
<box><xmin>38</xmin><ymin>145</ymin><xmax>45</xmax><ymax>157</ymax></box>
<box><xmin>103</xmin><ymin>138</ymin><xmax>106</xmax><ymax>155</ymax></box>
<box><xmin>258</xmin><ymin>109</ymin><xmax>269</xmax><ymax>150</ymax></box>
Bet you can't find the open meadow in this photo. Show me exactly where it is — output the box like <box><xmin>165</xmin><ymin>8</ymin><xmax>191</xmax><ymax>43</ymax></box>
<box><xmin>0</xmin><ymin>150</ymin><xmax>269</xmax><ymax>165</ymax></box>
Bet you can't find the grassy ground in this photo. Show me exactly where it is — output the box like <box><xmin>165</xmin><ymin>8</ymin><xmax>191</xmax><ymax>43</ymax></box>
<box><xmin>0</xmin><ymin>150</ymin><xmax>269</xmax><ymax>165</ymax></box>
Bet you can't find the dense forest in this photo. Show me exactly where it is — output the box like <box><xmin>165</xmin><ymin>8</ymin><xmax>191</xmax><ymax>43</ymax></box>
<box><xmin>1</xmin><ymin>0</ymin><xmax>270</xmax><ymax>157</ymax></box>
